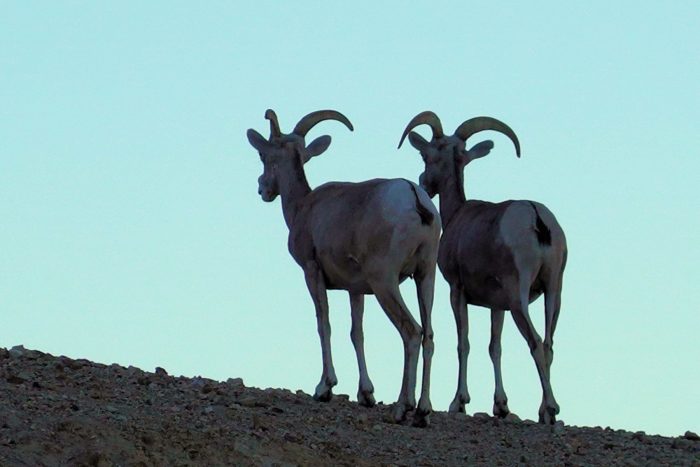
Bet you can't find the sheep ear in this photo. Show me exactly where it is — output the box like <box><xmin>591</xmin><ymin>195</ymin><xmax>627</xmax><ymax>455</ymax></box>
<box><xmin>247</xmin><ymin>129</ymin><xmax>271</xmax><ymax>153</ymax></box>
<box><xmin>408</xmin><ymin>131</ymin><xmax>429</xmax><ymax>152</ymax></box>
<box><xmin>464</xmin><ymin>140</ymin><xmax>494</xmax><ymax>163</ymax></box>
<box><xmin>304</xmin><ymin>135</ymin><xmax>332</xmax><ymax>162</ymax></box>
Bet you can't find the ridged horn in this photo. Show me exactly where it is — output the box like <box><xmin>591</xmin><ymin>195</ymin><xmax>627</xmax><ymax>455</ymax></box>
<box><xmin>398</xmin><ymin>111</ymin><xmax>444</xmax><ymax>149</ymax></box>
<box><xmin>454</xmin><ymin>116</ymin><xmax>521</xmax><ymax>157</ymax></box>
<box><xmin>292</xmin><ymin>110</ymin><xmax>354</xmax><ymax>137</ymax></box>
<box><xmin>265</xmin><ymin>109</ymin><xmax>281</xmax><ymax>138</ymax></box>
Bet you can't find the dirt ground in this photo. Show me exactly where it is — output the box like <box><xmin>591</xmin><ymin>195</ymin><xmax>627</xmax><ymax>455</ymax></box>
<box><xmin>1</xmin><ymin>346</ymin><xmax>698</xmax><ymax>466</ymax></box>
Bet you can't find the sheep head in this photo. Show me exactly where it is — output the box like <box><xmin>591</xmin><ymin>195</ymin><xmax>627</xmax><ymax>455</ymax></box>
<box><xmin>246</xmin><ymin>109</ymin><xmax>354</xmax><ymax>201</ymax></box>
<box><xmin>398</xmin><ymin>111</ymin><xmax>520</xmax><ymax>197</ymax></box>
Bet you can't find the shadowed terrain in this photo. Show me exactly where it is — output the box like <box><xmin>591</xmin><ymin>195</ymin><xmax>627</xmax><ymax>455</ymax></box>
<box><xmin>1</xmin><ymin>346</ymin><xmax>698</xmax><ymax>466</ymax></box>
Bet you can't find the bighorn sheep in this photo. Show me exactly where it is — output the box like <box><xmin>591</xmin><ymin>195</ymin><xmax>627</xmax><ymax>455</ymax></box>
<box><xmin>246</xmin><ymin>109</ymin><xmax>440</xmax><ymax>425</ymax></box>
<box><xmin>398</xmin><ymin>111</ymin><xmax>567</xmax><ymax>424</ymax></box>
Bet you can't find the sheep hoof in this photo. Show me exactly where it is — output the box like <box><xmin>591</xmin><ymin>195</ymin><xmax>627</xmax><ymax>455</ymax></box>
<box><xmin>357</xmin><ymin>390</ymin><xmax>376</xmax><ymax>408</ymax></box>
<box><xmin>413</xmin><ymin>407</ymin><xmax>431</xmax><ymax>428</ymax></box>
<box><xmin>538</xmin><ymin>405</ymin><xmax>558</xmax><ymax>425</ymax></box>
<box><xmin>448</xmin><ymin>393</ymin><xmax>469</xmax><ymax>413</ymax></box>
<box><xmin>391</xmin><ymin>403</ymin><xmax>410</xmax><ymax>423</ymax></box>
<box><xmin>493</xmin><ymin>400</ymin><xmax>510</xmax><ymax>418</ymax></box>
<box><xmin>313</xmin><ymin>386</ymin><xmax>333</xmax><ymax>402</ymax></box>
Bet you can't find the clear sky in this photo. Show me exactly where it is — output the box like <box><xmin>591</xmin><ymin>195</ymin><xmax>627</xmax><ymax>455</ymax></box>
<box><xmin>2</xmin><ymin>2</ymin><xmax>698</xmax><ymax>437</ymax></box>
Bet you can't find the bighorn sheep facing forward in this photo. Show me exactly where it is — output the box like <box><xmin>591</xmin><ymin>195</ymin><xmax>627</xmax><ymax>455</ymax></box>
<box><xmin>399</xmin><ymin>112</ymin><xmax>567</xmax><ymax>424</ymax></box>
<box><xmin>246</xmin><ymin>109</ymin><xmax>440</xmax><ymax>425</ymax></box>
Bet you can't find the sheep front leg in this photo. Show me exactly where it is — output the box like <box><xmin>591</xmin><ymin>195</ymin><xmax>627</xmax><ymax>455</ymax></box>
<box><xmin>304</xmin><ymin>261</ymin><xmax>337</xmax><ymax>402</ymax></box>
<box><xmin>448</xmin><ymin>284</ymin><xmax>471</xmax><ymax>413</ymax></box>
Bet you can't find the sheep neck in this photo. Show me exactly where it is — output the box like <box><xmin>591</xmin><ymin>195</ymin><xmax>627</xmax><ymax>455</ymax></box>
<box><xmin>439</xmin><ymin>166</ymin><xmax>467</xmax><ymax>229</ymax></box>
<box><xmin>278</xmin><ymin>158</ymin><xmax>312</xmax><ymax>230</ymax></box>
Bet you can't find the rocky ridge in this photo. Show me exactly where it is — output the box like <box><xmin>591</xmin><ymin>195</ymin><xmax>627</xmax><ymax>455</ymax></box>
<box><xmin>1</xmin><ymin>345</ymin><xmax>698</xmax><ymax>466</ymax></box>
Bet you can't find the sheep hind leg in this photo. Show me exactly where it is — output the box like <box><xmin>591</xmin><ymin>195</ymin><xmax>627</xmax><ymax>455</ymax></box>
<box><xmin>413</xmin><ymin>266</ymin><xmax>436</xmax><ymax>428</ymax></box>
<box><xmin>490</xmin><ymin>308</ymin><xmax>510</xmax><ymax>418</ymax></box>
<box><xmin>510</xmin><ymin>286</ymin><xmax>559</xmax><ymax>424</ymax></box>
<box><xmin>540</xmin><ymin>276</ymin><xmax>563</xmax><ymax>421</ymax></box>
<box><xmin>349</xmin><ymin>292</ymin><xmax>375</xmax><ymax>408</ymax></box>
<box><xmin>371</xmin><ymin>280</ymin><xmax>422</xmax><ymax>423</ymax></box>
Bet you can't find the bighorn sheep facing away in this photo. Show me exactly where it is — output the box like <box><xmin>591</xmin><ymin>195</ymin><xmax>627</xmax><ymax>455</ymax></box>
<box><xmin>399</xmin><ymin>112</ymin><xmax>567</xmax><ymax>424</ymax></box>
<box><xmin>246</xmin><ymin>109</ymin><xmax>440</xmax><ymax>425</ymax></box>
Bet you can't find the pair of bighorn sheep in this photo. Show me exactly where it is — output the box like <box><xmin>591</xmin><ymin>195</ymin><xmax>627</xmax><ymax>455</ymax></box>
<box><xmin>246</xmin><ymin>109</ymin><xmax>567</xmax><ymax>427</ymax></box>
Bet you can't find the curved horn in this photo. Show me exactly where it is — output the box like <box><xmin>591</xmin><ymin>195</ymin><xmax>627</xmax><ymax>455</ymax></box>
<box><xmin>397</xmin><ymin>111</ymin><xmax>444</xmax><ymax>149</ymax></box>
<box><xmin>292</xmin><ymin>110</ymin><xmax>354</xmax><ymax>137</ymax></box>
<box><xmin>454</xmin><ymin>116</ymin><xmax>521</xmax><ymax>157</ymax></box>
<box><xmin>264</xmin><ymin>109</ymin><xmax>281</xmax><ymax>138</ymax></box>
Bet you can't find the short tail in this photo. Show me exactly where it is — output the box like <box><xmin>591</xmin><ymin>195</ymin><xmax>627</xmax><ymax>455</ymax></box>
<box><xmin>529</xmin><ymin>202</ymin><xmax>552</xmax><ymax>246</ymax></box>
<box><xmin>406</xmin><ymin>180</ymin><xmax>435</xmax><ymax>226</ymax></box>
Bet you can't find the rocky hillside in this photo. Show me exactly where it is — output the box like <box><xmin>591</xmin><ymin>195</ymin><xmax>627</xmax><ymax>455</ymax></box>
<box><xmin>1</xmin><ymin>346</ymin><xmax>698</xmax><ymax>466</ymax></box>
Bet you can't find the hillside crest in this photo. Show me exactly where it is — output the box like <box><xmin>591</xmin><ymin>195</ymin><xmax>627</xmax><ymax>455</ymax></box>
<box><xmin>1</xmin><ymin>345</ymin><xmax>698</xmax><ymax>466</ymax></box>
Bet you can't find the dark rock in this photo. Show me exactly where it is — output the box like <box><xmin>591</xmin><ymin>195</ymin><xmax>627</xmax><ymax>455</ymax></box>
<box><xmin>6</xmin><ymin>373</ymin><xmax>27</xmax><ymax>384</ymax></box>
<box><xmin>227</xmin><ymin>377</ymin><xmax>244</xmax><ymax>387</ymax></box>
<box><xmin>551</xmin><ymin>420</ymin><xmax>566</xmax><ymax>435</ymax></box>
<box><xmin>672</xmin><ymin>438</ymin><xmax>693</xmax><ymax>450</ymax></box>
<box><xmin>238</xmin><ymin>396</ymin><xmax>257</xmax><ymax>408</ymax></box>
<box><xmin>59</xmin><ymin>357</ymin><xmax>84</xmax><ymax>370</ymax></box>
<box><xmin>9</xmin><ymin>345</ymin><xmax>27</xmax><ymax>359</ymax></box>
<box><xmin>137</xmin><ymin>375</ymin><xmax>150</xmax><ymax>385</ymax></box>
<box><xmin>141</xmin><ymin>433</ymin><xmax>155</xmax><ymax>446</ymax></box>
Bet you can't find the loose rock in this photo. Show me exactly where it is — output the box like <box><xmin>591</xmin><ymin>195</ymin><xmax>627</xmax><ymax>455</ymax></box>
<box><xmin>1</xmin><ymin>346</ymin><xmax>697</xmax><ymax>466</ymax></box>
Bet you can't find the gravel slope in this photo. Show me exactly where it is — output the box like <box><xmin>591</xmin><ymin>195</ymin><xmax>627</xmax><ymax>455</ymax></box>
<box><xmin>1</xmin><ymin>346</ymin><xmax>698</xmax><ymax>466</ymax></box>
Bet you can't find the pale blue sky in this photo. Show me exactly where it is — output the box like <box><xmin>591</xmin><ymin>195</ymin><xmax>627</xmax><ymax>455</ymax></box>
<box><xmin>1</xmin><ymin>2</ymin><xmax>698</xmax><ymax>436</ymax></box>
